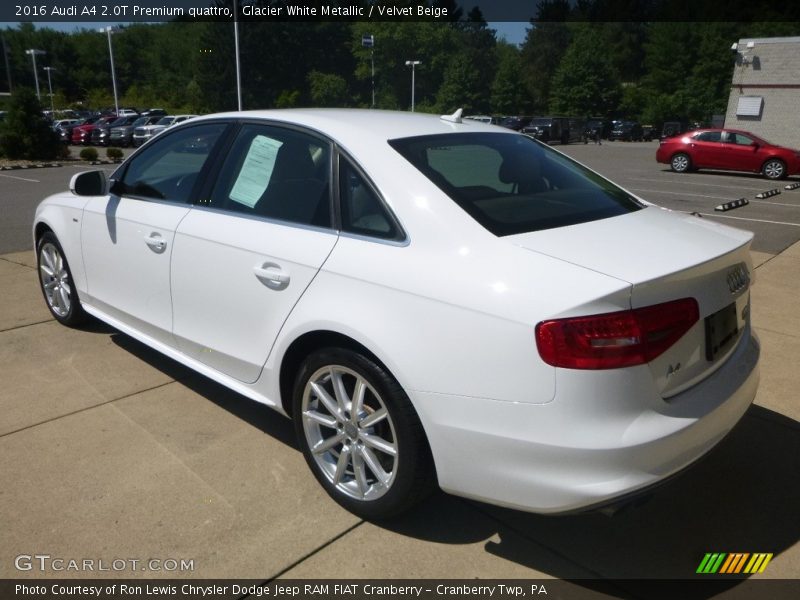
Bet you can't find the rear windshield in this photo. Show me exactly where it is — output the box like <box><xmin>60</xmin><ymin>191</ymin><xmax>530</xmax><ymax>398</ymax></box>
<box><xmin>388</xmin><ymin>132</ymin><xmax>643</xmax><ymax>236</ymax></box>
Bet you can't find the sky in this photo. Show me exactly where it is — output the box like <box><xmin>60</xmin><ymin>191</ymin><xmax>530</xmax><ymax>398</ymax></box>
<box><xmin>2</xmin><ymin>20</ymin><xmax>530</xmax><ymax>46</ymax></box>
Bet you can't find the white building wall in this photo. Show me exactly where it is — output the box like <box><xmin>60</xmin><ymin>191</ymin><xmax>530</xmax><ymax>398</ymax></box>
<box><xmin>725</xmin><ymin>37</ymin><xmax>800</xmax><ymax>148</ymax></box>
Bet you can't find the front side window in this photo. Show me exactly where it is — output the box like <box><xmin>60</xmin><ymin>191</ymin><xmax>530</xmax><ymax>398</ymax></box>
<box><xmin>209</xmin><ymin>124</ymin><xmax>332</xmax><ymax>228</ymax></box>
<box><xmin>389</xmin><ymin>132</ymin><xmax>643</xmax><ymax>236</ymax></box>
<box><xmin>725</xmin><ymin>132</ymin><xmax>756</xmax><ymax>146</ymax></box>
<box><xmin>116</xmin><ymin>123</ymin><xmax>226</xmax><ymax>203</ymax></box>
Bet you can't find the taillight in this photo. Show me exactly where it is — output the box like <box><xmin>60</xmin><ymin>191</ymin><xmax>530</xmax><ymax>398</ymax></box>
<box><xmin>535</xmin><ymin>298</ymin><xmax>699</xmax><ymax>369</ymax></box>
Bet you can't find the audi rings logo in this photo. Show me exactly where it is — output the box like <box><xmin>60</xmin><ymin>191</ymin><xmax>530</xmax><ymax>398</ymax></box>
<box><xmin>727</xmin><ymin>265</ymin><xmax>750</xmax><ymax>295</ymax></box>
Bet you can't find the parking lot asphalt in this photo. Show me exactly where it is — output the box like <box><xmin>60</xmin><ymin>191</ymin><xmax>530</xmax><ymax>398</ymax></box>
<box><xmin>1</xmin><ymin>141</ymin><xmax>798</xmax><ymax>591</ymax></box>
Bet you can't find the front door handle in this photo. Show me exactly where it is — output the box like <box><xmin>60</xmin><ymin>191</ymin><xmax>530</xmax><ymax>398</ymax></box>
<box><xmin>254</xmin><ymin>262</ymin><xmax>290</xmax><ymax>288</ymax></box>
<box><xmin>144</xmin><ymin>233</ymin><xmax>167</xmax><ymax>253</ymax></box>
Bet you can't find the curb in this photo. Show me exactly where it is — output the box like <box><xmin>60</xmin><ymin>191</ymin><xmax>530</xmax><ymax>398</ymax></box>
<box><xmin>87</xmin><ymin>160</ymin><xmax>123</xmax><ymax>165</ymax></box>
<box><xmin>0</xmin><ymin>163</ymin><xmax>62</xmax><ymax>170</ymax></box>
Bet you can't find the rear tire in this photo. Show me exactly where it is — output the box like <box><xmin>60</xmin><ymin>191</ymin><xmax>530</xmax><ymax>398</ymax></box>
<box><xmin>762</xmin><ymin>158</ymin><xmax>786</xmax><ymax>180</ymax></box>
<box><xmin>36</xmin><ymin>231</ymin><xmax>88</xmax><ymax>326</ymax></box>
<box><xmin>293</xmin><ymin>347</ymin><xmax>435</xmax><ymax>520</ymax></box>
<box><xmin>671</xmin><ymin>153</ymin><xmax>691</xmax><ymax>173</ymax></box>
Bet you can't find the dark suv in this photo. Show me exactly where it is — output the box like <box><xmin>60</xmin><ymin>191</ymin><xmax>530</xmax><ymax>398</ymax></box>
<box><xmin>609</xmin><ymin>121</ymin><xmax>644</xmax><ymax>142</ymax></box>
<box><xmin>583</xmin><ymin>118</ymin><xmax>612</xmax><ymax>142</ymax></box>
<box><xmin>522</xmin><ymin>117</ymin><xmax>583</xmax><ymax>144</ymax></box>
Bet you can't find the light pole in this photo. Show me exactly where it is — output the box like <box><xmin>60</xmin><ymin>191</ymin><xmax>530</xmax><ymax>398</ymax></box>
<box><xmin>25</xmin><ymin>49</ymin><xmax>46</xmax><ymax>100</ymax></box>
<box><xmin>233</xmin><ymin>0</ymin><xmax>242</xmax><ymax>110</ymax></box>
<box><xmin>405</xmin><ymin>60</ymin><xmax>421</xmax><ymax>112</ymax></box>
<box><xmin>99</xmin><ymin>27</ymin><xmax>119</xmax><ymax>116</ymax></box>
<box><xmin>43</xmin><ymin>66</ymin><xmax>56</xmax><ymax>114</ymax></box>
<box><xmin>362</xmin><ymin>34</ymin><xmax>375</xmax><ymax>108</ymax></box>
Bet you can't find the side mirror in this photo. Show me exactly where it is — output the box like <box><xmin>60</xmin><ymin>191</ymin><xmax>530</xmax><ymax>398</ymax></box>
<box><xmin>69</xmin><ymin>170</ymin><xmax>108</xmax><ymax>196</ymax></box>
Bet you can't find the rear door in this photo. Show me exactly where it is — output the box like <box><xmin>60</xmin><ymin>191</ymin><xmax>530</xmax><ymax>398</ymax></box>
<box><xmin>170</xmin><ymin>122</ymin><xmax>338</xmax><ymax>383</ymax></box>
<box><xmin>691</xmin><ymin>131</ymin><xmax>725</xmax><ymax>168</ymax></box>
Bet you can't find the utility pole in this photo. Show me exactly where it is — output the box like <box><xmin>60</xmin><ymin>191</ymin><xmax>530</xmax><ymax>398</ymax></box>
<box><xmin>99</xmin><ymin>27</ymin><xmax>119</xmax><ymax>115</ymax></box>
<box><xmin>43</xmin><ymin>66</ymin><xmax>56</xmax><ymax>114</ymax></box>
<box><xmin>25</xmin><ymin>49</ymin><xmax>46</xmax><ymax>100</ymax></box>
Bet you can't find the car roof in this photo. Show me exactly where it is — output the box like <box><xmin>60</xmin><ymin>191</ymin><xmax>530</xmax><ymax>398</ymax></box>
<box><xmin>191</xmin><ymin>108</ymin><xmax>501</xmax><ymax>146</ymax></box>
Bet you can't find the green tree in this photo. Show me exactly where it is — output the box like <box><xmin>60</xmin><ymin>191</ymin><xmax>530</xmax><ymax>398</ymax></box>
<box><xmin>0</xmin><ymin>87</ymin><xmax>62</xmax><ymax>160</ymax></box>
<box><xmin>549</xmin><ymin>25</ymin><xmax>622</xmax><ymax>116</ymax></box>
<box><xmin>308</xmin><ymin>71</ymin><xmax>349</xmax><ymax>107</ymax></box>
<box><xmin>519</xmin><ymin>0</ymin><xmax>573</xmax><ymax>112</ymax></box>
<box><xmin>491</xmin><ymin>41</ymin><xmax>526</xmax><ymax>114</ymax></box>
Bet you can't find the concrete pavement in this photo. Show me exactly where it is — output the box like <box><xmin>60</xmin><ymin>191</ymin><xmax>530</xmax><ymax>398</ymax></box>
<box><xmin>0</xmin><ymin>244</ymin><xmax>797</xmax><ymax>589</ymax></box>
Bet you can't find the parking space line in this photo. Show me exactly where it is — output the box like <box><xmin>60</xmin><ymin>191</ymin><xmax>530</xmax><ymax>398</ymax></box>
<box><xmin>0</xmin><ymin>173</ymin><xmax>40</xmax><ymax>183</ymax></box>
<box><xmin>629</xmin><ymin>187</ymin><xmax>800</xmax><ymax>208</ymax></box>
<box><xmin>700</xmin><ymin>213</ymin><xmax>800</xmax><ymax>227</ymax></box>
<box><xmin>628</xmin><ymin>187</ymin><xmax>736</xmax><ymax>201</ymax></box>
<box><xmin>630</xmin><ymin>177</ymin><xmax>767</xmax><ymax>192</ymax></box>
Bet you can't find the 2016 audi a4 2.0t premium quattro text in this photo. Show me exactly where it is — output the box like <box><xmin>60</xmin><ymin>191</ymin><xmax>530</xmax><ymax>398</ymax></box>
<box><xmin>34</xmin><ymin>109</ymin><xmax>760</xmax><ymax>519</ymax></box>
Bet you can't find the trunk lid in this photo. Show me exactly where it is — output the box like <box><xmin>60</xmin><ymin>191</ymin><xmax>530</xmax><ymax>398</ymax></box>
<box><xmin>509</xmin><ymin>207</ymin><xmax>754</xmax><ymax>397</ymax></box>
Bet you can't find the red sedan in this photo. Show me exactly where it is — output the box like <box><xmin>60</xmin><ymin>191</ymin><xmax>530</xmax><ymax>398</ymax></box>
<box><xmin>656</xmin><ymin>128</ymin><xmax>800</xmax><ymax>180</ymax></box>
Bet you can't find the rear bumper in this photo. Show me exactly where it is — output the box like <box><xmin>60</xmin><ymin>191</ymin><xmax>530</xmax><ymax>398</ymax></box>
<box><xmin>413</xmin><ymin>327</ymin><xmax>759</xmax><ymax>514</ymax></box>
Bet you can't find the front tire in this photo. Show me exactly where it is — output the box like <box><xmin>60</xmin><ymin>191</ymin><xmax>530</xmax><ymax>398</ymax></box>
<box><xmin>671</xmin><ymin>153</ymin><xmax>691</xmax><ymax>173</ymax></box>
<box><xmin>293</xmin><ymin>347</ymin><xmax>435</xmax><ymax>519</ymax></box>
<box><xmin>762</xmin><ymin>158</ymin><xmax>786</xmax><ymax>180</ymax></box>
<box><xmin>36</xmin><ymin>231</ymin><xmax>88</xmax><ymax>326</ymax></box>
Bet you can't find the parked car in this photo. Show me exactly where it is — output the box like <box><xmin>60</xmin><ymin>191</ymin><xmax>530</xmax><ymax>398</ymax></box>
<box><xmin>660</xmin><ymin>121</ymin><xmax>686</xmax><ymax>140</ymax></box>
<box><xmin>90</xmin><ymin>115</ymin><xmax>139</xmax><ymax>146</ymax></box>
<box><xmin>582</xmin><ymin>118</ymin><xmax>611</xmax><ymax>143</ymax></box>
<box><xmin>609</xmin><ymin>120</ymin><xmax>644</xmax><ymax>141</ymax></box>
<box><xmin>132</xmin><ymin>115</ymin><xmax>198</xmax><ymax>146</ymax></box>
<box><xmin>57</xmin><ymin>118</ymin><xmax>90</xmax><ymax>144</ymax></box>
<box><xmin>35</xmin><ymin>109</ymin><xmax>759</xmax><ymax>519</ymax></box>
<box><xmin>149</xmin><ymin>114</ymin><xmax>198</xmax><ymax>138</ymax></box>
<box><xmin>52</xmin><ymin>119</ymin><xmax>80</xmax><ymax>132</ymax></box>
<box><xmin>110</xmin><ymin>115</ymin><xmax>162</xmax><ymax>147</ymax></box>
<box><xmin>656</xmin><ymin>128</ymin><xmax>800</xmax><ymax>179</ymax></box>
<box><xmin>463</xmin><ymin>115</ymin><xmax>493</xmax><ymax>124</ymax></box>
<box><xmin>525</xmin><ymin>117</ymin><xmax>585</xmax><ymax>144</ymax></box>
<box><xmin>498</xmin><ymin>115</ymin><xmax>533</xmax><ymax>131</ymax></box>
<box><xmin>642</xmin><ymin>125</ymin><xmax>660</xmax><ymax>142</ymax></box>
<box><xmin>72</xmin><ymin>117</ymin><xmax>114</xmax><ymax>145</ymax></box>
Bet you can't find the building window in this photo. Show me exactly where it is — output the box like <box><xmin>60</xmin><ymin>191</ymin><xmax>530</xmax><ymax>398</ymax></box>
<box><xmin>736</xmin><ymin>96</ymin><xmax>763</xmax><ymax>117</ymax></box>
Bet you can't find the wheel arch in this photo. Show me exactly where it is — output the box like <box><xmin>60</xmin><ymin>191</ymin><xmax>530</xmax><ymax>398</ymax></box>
<box><xmin>278</xmin><ymin>329</ymin><xmax>393</xmax><ymax>418</ymax></box>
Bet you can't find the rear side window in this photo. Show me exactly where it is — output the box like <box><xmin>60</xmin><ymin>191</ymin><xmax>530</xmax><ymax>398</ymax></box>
<box><xmin>695</xmin><ymin>131</ymin><xmax>722</xmax><ymax>142</ymax></box>
<box><xmin>389</xmin><ymin>132</ymin><xmax>642</xmax><ymax>236</ymax></box>
<box><xmin>339</xmin><ymin>158</ymin><xmax>402</xmax><ymax>241</ymax></box>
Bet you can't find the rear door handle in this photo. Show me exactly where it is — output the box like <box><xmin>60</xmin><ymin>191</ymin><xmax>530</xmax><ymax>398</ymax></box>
<box><xmin>254</xmin><ymin>263</ymin><xmax>290</xmax><ymax>288</ymax></box>
<box><xmin>144</xmin><ymin>233</ymin><xmax>167</xmax><ymax>253</ymax></box>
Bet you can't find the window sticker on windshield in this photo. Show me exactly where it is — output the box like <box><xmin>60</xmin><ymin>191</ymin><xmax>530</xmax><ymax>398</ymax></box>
<box><xmin>229</xmin><ymin>135</ymin><xmax>283</xmax><ymax>208</ymax></box>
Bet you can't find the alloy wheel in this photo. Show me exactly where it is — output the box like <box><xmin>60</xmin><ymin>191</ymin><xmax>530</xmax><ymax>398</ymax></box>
<box><xmin>763</xmin><ymin>160</ymin><xmax>785</xmax><ymax>179</ymax></box>
<box><xmin>38</xmin><ymin>242</ymin><xmax>72</xmax><ymax>318</ymax></box>
<box><xmin>301</xmin><ymin>365</ymin><xmax>399</xmax><ymax>501</ymax></box>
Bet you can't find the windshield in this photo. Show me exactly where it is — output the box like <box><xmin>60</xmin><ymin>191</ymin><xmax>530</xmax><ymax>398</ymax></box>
<box><xmin>132</xmin><ymin>117</ymin><xmax>149</xmax><ymax>126</ymax></box>
<box><xmin>109</xmin><ymin>117</ymin><xmax>129</xmax><ymax>127</ymax></box>
<box><xmin>529</xmin><ymin>119</ymin><xmax>552</xmax><ymax>127</ymax></box>
<box><xmin>156</xmin><ymin>117</ymin><xmax>175</xmax><ymax>126</ymax></box>
<box><xmin>389</xmin><ymin>132</ymin><xmax>643</xmax><ymax>236</ymax></box>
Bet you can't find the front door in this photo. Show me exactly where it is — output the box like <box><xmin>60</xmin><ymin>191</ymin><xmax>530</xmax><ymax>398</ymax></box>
<box><xmin>81</xmin><ymin>122</ymin><xmax>228</xmax><ymax>345</ymax></box>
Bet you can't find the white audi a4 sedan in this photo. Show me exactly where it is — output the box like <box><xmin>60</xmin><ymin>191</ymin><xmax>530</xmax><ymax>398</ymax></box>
<box><xmin>34</xmin><ymin>109</ymin><xmax>759</xmax><ymax>519</ymax></box>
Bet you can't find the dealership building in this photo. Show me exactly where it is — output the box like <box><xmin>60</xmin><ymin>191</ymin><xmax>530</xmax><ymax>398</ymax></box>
<box><xmin>725</xmin><ymin>36</ymin><xmax>800</xmax><ymax>148</ymax></box>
